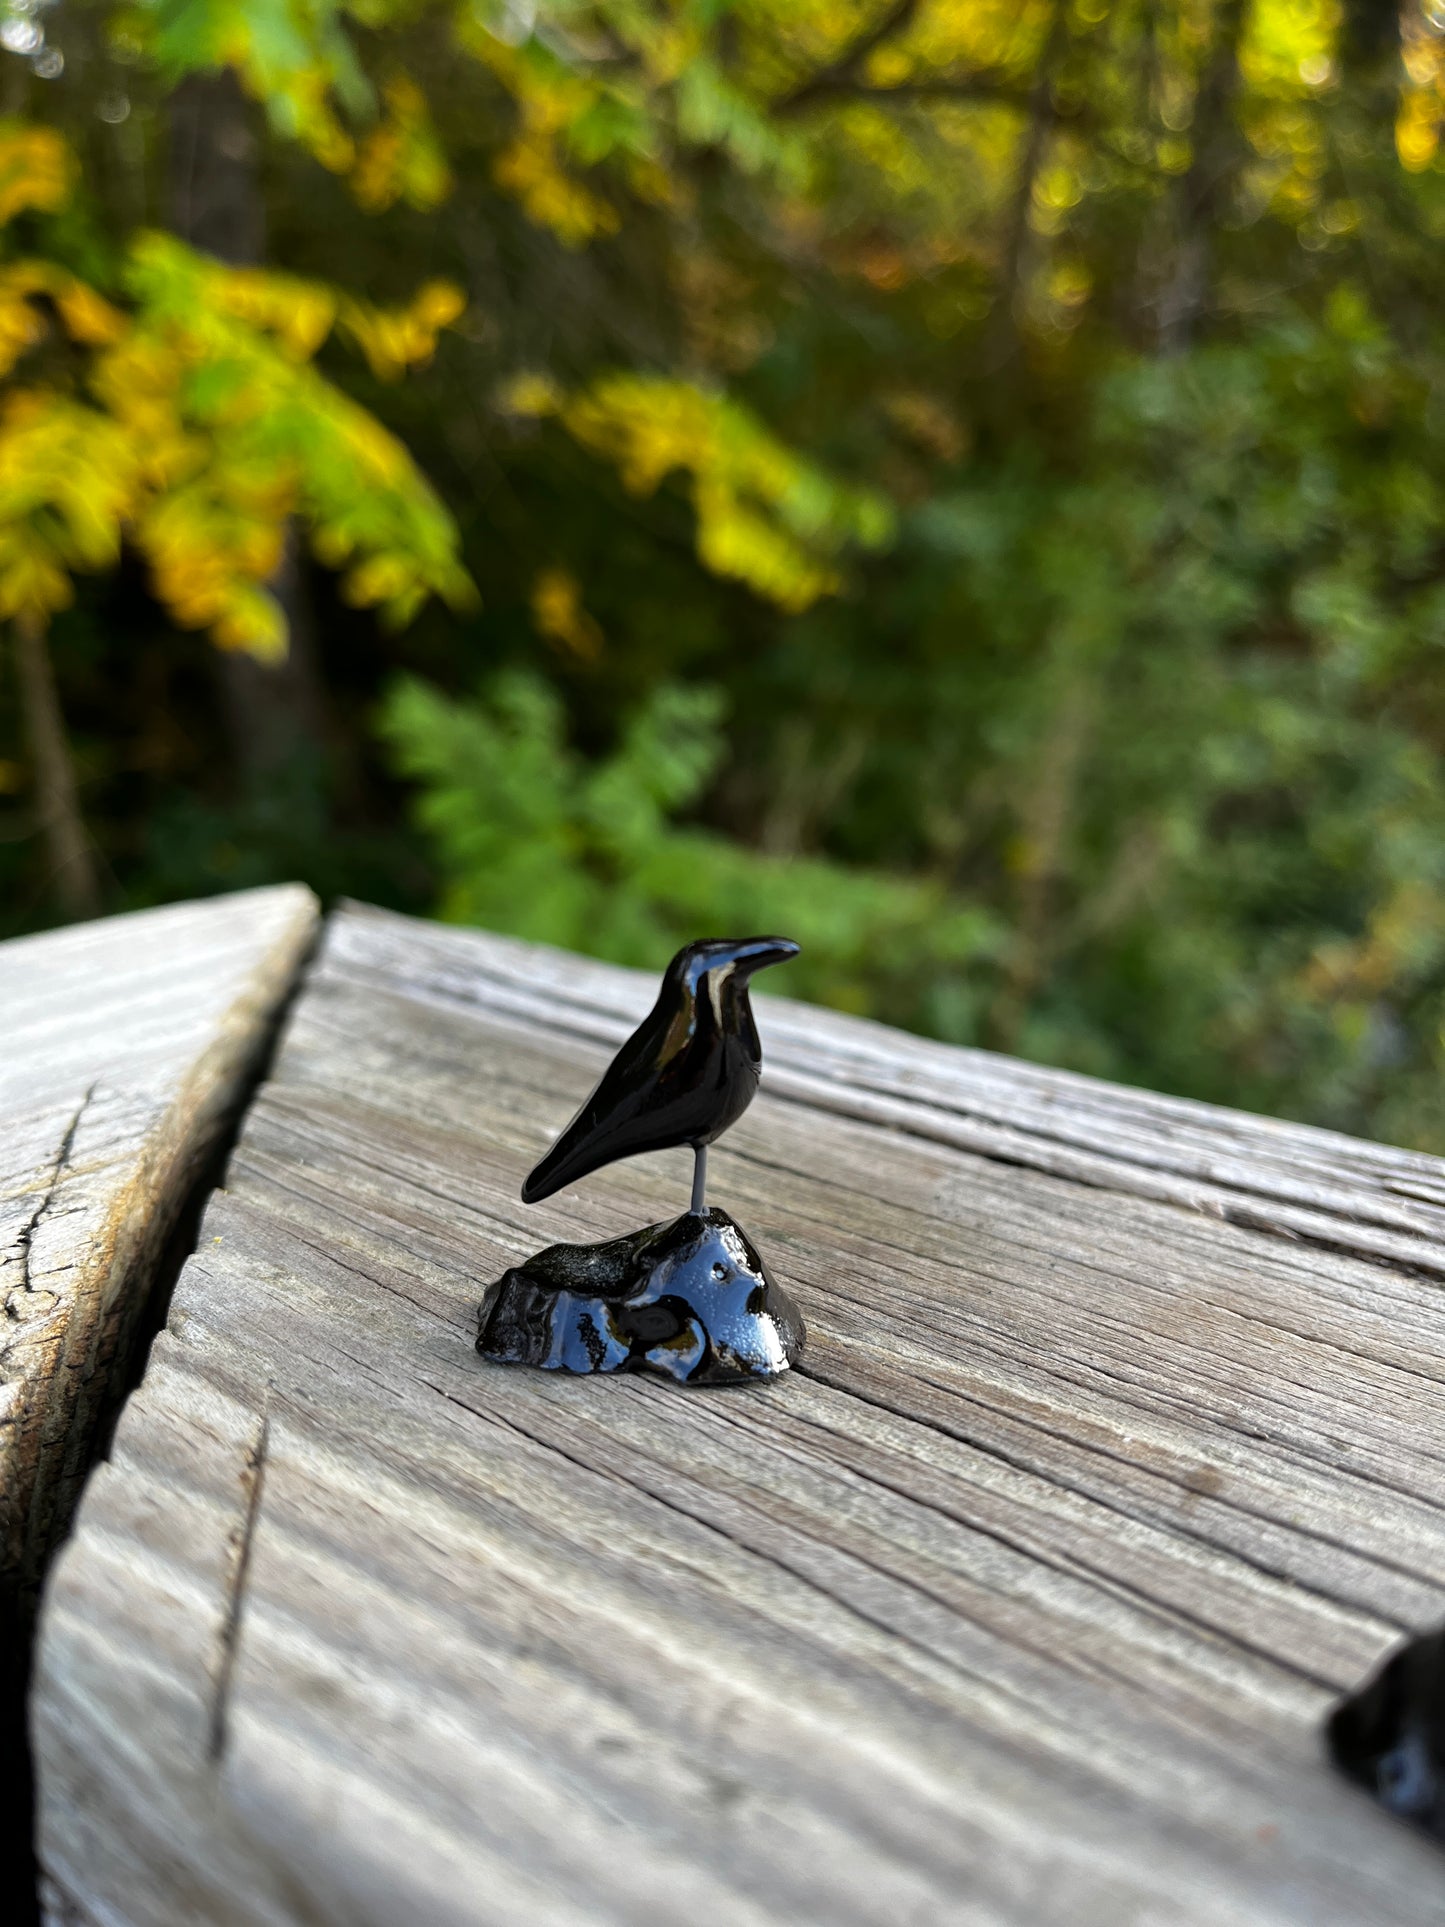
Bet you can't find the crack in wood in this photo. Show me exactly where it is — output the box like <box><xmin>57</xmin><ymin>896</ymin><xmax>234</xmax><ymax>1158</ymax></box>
<box><xmin>209</xmin><ymin>1403</ymin><xmax>270</xmax><ymax>1764</ymax></box>
<box><xmin>2</xmin><ymin>1084</ymin><xmax>97</xmax><ymax>1308</ymax></box>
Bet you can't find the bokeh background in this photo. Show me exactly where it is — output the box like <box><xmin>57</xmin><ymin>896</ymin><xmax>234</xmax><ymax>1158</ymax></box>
<box><xmin>3</xmin><ymin>0</ymin><xmax>1445</xmax><ymax>1150</ymax></box>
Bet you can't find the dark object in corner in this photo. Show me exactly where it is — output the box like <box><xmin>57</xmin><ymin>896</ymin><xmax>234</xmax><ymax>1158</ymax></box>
<box><xmin>480</xmin><ymin>935</ymin><xmax>804</xmax><ymax>1383</ymax></box>
<box><xmin>1328</xmin><ymin>1624</ymin><xmax>1445</xmax><ymax>1840</ymax></box>
<box><xmin>478</xmin><ymin>1208</ymin><xmax>805</xmax><ymax>1385</ymax></box>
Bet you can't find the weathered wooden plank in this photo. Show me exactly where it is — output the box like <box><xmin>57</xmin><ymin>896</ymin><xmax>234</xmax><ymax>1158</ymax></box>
<box><xmin>33</xmin><ymin>903</ymin><xmax>1445</xmax><ymax>1925</ymax></box>
<box><xmin>332</xmin><ymin>905</ymin><xmax>1445</xmax><ymax>1275</ymax></box>
<box><xmin>0</xmin><ymin>885</ymin><xmax>318</xmax><ymax>1604</ymax></box>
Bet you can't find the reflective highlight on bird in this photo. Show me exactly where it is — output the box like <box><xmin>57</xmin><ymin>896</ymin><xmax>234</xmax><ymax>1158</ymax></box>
<box><xmin>478</xmin><ymin>1209</ymin><xmax>806</xmax><ymax>1387</ymax></box>
<box><xmin>521</xmin><ymin>935</ymin><xmax>800</xmax><ymax>1212</ymax></box>
<box><xmin>478</xmin><ymin>935</ymin><xmax>805</xmax><ymax>1386</ymax></box>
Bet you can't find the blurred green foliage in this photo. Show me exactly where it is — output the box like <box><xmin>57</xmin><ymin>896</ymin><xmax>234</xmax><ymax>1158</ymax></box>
<box><xmin>381</xmin><ymin>670</ymin><xmax>1002</xmax><ymax>1024</ymax></box>
<box><xmin>4</xmin><ymin>0</ymin><xmax>1445</xmax><ymax>1150</ymax></box>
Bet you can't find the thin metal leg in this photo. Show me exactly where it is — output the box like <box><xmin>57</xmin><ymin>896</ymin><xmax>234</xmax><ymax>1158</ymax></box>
<box><xmin>690</xmin><ymin>1143</ymin><xmax>708</xmax><ymax>1215</ymax></box>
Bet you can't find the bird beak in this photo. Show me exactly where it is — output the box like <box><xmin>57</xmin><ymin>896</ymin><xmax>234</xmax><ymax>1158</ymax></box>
<box><xmin>734</xmin><ymin>937</ymin><xmax>800</xmax><ymax>977</ymax></box>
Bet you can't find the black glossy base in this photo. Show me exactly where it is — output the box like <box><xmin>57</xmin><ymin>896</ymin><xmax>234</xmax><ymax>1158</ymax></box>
<box><xmin>477</xmin><ymin>1208</ymin><xmax>805</xmax><ymax>1385</ymax></box>
<box><xmin>1328</xmin><ymin>1623</ymin><xmax>1445</xmax><ymax>1839</ymax></box>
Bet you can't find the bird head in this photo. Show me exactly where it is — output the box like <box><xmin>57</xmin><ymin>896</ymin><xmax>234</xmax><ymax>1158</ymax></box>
<box><xmin>673</xmin><ymin>936</ymin><xmax>800</xmax><ymax>998</ymax></box>
<box><xmin>671</xmin><ymin>936</ymin><xmax>799</xmax><ymax>1039</ymax></box>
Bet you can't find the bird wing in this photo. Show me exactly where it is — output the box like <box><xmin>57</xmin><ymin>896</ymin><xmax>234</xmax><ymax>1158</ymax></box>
<box><xmin>520</xmin><ymin>995</ymin><xmax>687</xmax><ymax>1203</ymax></box>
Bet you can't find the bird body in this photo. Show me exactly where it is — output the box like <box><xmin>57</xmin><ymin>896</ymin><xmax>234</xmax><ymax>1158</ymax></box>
<box><xmin>521</xmin><ymin>936</ymin><xmax>799</xmax><ymax>1206</ymax></box>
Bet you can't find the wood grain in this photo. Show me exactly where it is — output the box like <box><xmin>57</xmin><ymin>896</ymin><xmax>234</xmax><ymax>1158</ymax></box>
<box><xmin>0</xmin><ymin>885</ymin><xmax>318</xmax><ymax>1606</ymax></box>
<box><xmin>33</xmin><ymin>904</ymin><xmax>1445</xmax><ymax>1924</ymax></box>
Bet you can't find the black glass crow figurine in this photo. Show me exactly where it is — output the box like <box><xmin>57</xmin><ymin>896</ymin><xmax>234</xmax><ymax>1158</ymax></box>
<box><xmin>521</xmin><ymin>936</ymin><xmax>800</xmax><ymax>1213</ymax></box>
<box><xmin>478</xmin><ymin>936</ymin><xmax>805</xmax><ymax>1386</ymax></box>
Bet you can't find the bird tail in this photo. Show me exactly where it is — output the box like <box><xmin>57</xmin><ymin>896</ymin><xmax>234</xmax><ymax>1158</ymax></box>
<box><xmin>520</xmin><ymin>1139</ymin><xmax>575</xmax><ymax>1204</ymax></box>
<box><xmin>521</xmin><ymin>1117</ymin><xmax>621</xmax><ymax>1203</ymax></box>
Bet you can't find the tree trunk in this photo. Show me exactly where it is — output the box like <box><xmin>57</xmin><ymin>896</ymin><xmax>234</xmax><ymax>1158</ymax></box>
<box><xmin>166</xmin><ymin>70</ymin><xmax>327</xmax><ymax>783</ymax></box>
<box><xmin>208</xmin><ymin>530</ymin><xmax>328</xmax><ymax>779</ymax></box>
<box><xmin>13</xmin><ymin>613</ymin><xmax>101</xmax><ymax>920</ymax></box>
<box><xmin>167</xmin><ymin>69</ymin><xmax>265</xmax><ymax>268</ymax></box>
<box><xmin>986</xmin><ymin>0</ymin><xmax>1070</xmax><ymax>368</ymax></box>
<box><xmin>988</xmin><ymin>672</ymin><xmax>1094</xmax><ymax>1053</ymax></box>
<box><xmin>1337</xmin><ymin>0</ymin><xmax>1399</xmax><ymax>78</ymax></box>
<box><xmin>1154</xmin><ymin>0</ymin><xmax>1248</xmax><ymax>350</ymax></box>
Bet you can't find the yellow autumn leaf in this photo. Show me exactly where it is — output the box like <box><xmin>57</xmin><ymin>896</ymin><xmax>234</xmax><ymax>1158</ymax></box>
<box><xmin>351</xmin><ymin>75</ymin><xmax>453</xmax><ymax>215</ymax></box>
<box><xmin>413</xmin><ymin>280</ymin><xmax>466</xmax><ymax>330</ymax></box>
<box><xmin>695</xmin><ymin>482</ymin><xmax>841</xmax><ymax>612</ymax></box>
<box><xmin>51</xmin><ymin>277</ymin><xmax>127</xmax><ymax>346</ymax></box>
<box><xmin>531</xmin><ymin>565</ymin><xmax>604</xmax><ymax>659</ymax></box>
<box><xmin>0</xmin><ymin>214</ymin><xmax>471</xmax><ymax>656</ymax></box>
<box><xmin>0</xmin><ymin>121</ymin><xmax>71</xmax><ymax>226</ymax></box>
<box><xmin>341</xmin><ymin>551</ymin><xmax>414</xmax><ymax>606</ymax></box>
<box><xmin>493</xmin><ymin>130</ymin><xmax>620</xmax><ymax>247</ymax></box>
<box><xmin>0</xmin><ymin>262</ymin><xmax>127</xmax><ymax>377</ymax></box>
<box><xmin>0</xmin><ymin>284</ymin><xmax>45</xmax><ymax>379</ymax></box>
<box><xmin>339</xmin><ymin>280</ymin><xmax>465</xmax><ymax>380</ymax></box>
<box><xmin>211</xmin><ymin>583</ymin><xmax>288</xmax><ymax>660</ymax></box>
<box><xmin>0</xmin><ymin>387</ymin><xmax>138</xmax><ymax>615</ymax></box>
<box><xmin>530</xmin><ymin>372</ymin><xmax>893</xmax><ymax>610</ymax></box>
<box><xmin>0</xmin><ymin>535</ymin><xmax>73</xmax><ymax>619</ymax></box>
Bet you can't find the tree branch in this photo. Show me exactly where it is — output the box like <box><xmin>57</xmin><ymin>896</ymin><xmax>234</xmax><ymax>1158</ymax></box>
<box><xmin>781</xmin><ymin>72</ymin><xmax>1040</xmax><ymax>116</ymax></box>
<box><xmin>774</xmin><ymin>0</ymin><xmax>925</xmax><ymax>115</ymax></box>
